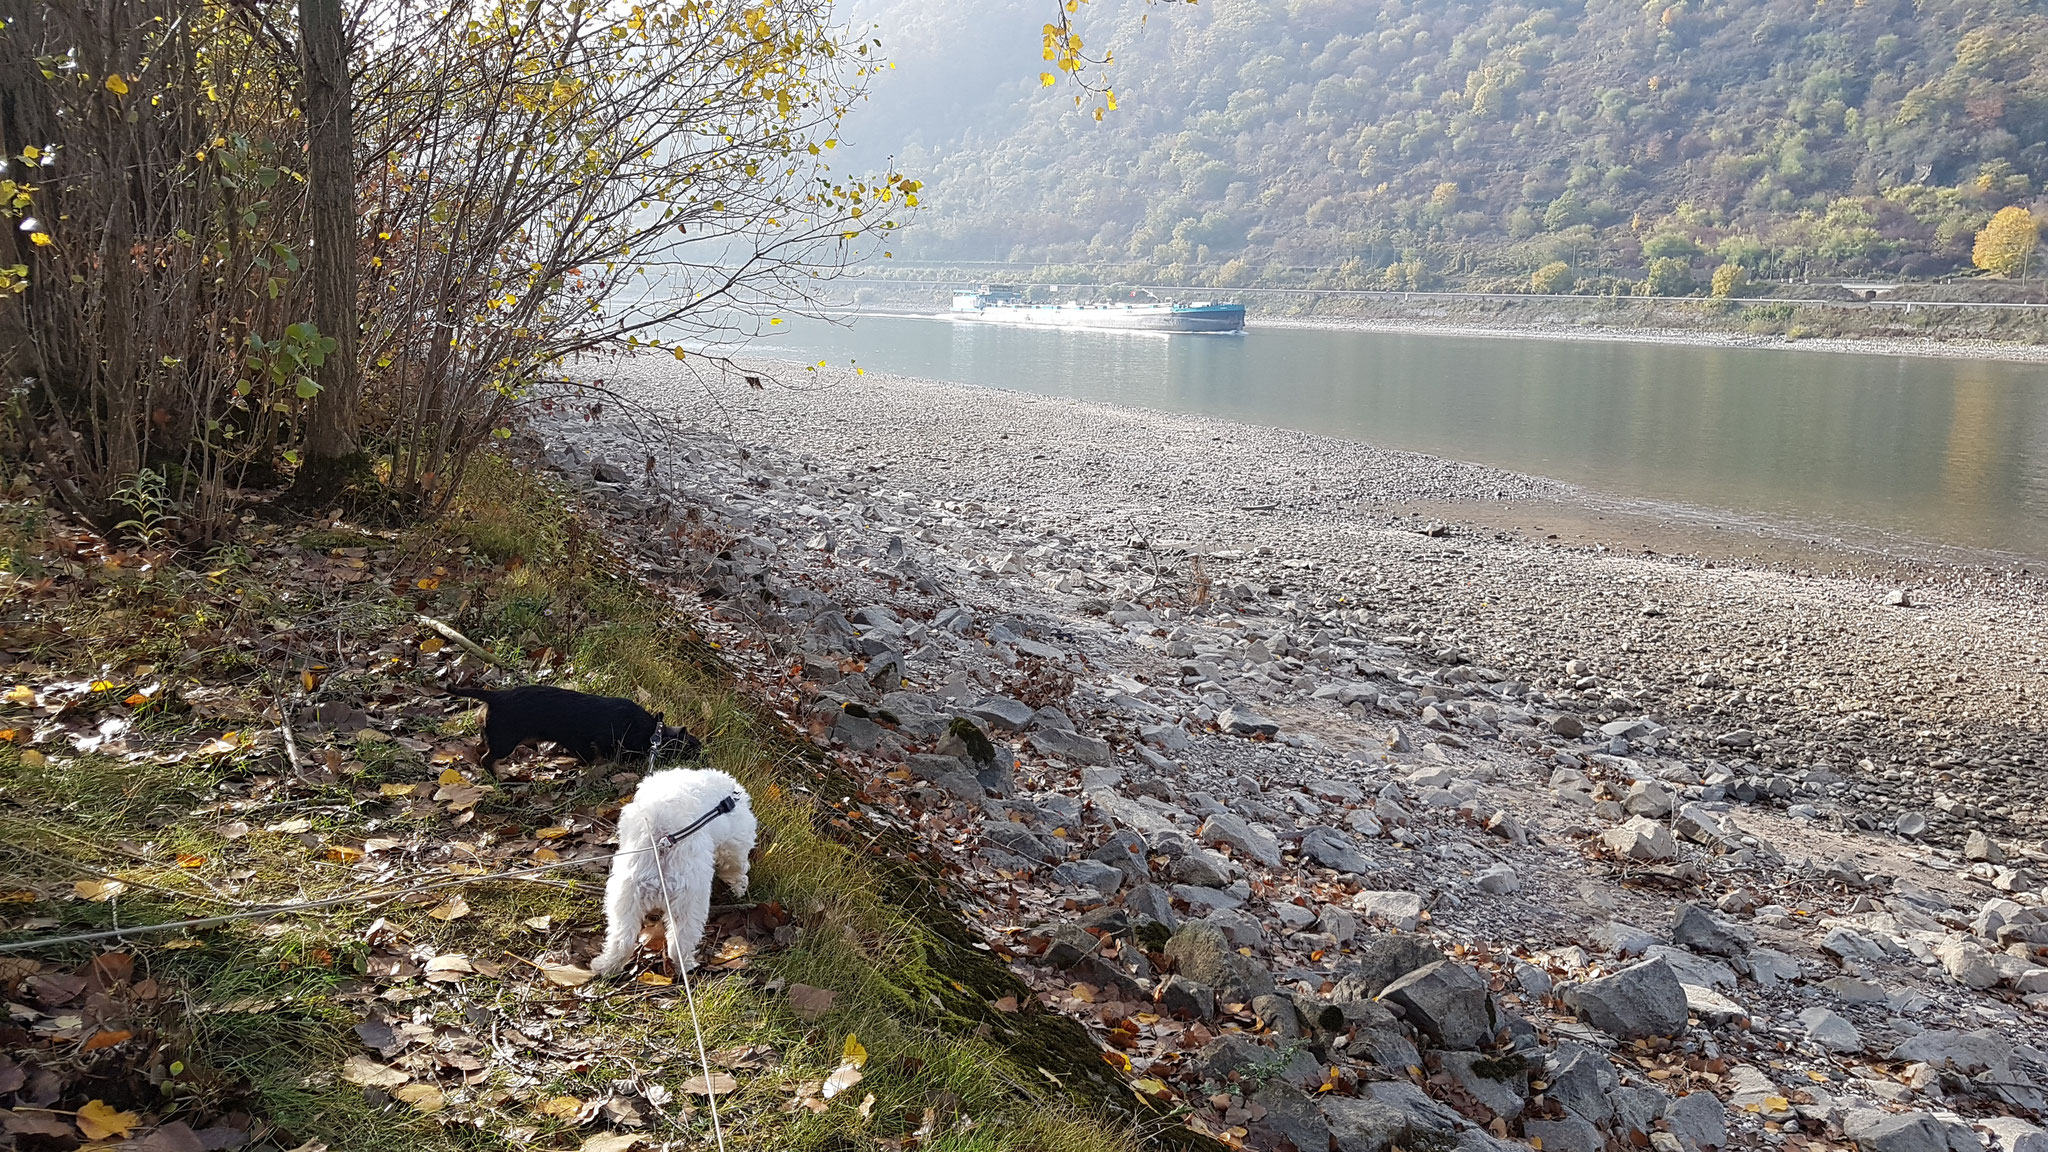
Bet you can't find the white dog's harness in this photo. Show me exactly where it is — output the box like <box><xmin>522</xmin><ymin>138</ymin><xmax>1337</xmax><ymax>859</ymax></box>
<box><xmin>657</xmin><ymin>790</ymin><xmax>744</xmax><ymax>849</ymax></box>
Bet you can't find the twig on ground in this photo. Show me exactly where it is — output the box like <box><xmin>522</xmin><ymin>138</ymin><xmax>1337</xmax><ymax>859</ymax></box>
<box><xmin>417</xmin><ymin>614</ymin><xmax>504</xmax><ymax>665</ymax></box>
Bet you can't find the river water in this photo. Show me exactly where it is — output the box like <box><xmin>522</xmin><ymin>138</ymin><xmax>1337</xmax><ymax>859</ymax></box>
<box><xmin>741</xmin><ymin>313</ymin><xmax>2048</xmax><ymax>564</ymax></box>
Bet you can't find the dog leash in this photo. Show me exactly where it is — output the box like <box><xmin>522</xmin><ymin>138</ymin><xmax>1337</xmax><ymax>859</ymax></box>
<box><xmin>658</xmin><ymin>792</ymin><xmax>743</xmax><ymax>849</ymax></box>
<box><xmin>649</xmin><ymin>842</ymin><xmax>728</xmax><ymax>1152</ymax></box>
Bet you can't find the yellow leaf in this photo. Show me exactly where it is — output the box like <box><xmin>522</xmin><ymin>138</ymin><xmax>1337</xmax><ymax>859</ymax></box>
<box><xmin>538</xmin><ymin>1095</ymin><xmax>584</xmax><ymax>1119</ymax></box>
<box><xmin>1102</xmin><ymin>1049</ymin><xmax>1131</xmax><ymax>1072</ymax></box>
<box><xmin>535</xmin><ymin>826</ymin><xmax>571</xmax><ymax>840</ymax></box>
<box><xmin>75</xmin><ymin>1100</ymin><xmax>139</xmax><ymax>1141</ymax></box>
<box><xmin>1762</xmin><ymin>1096</ymin><xmax>1790</xmax><ymax>1112</ymax></box>
<box><xmin>379</xmin><ymin>782</ymin><xmax>417</xmax><ymax>797</ymax></box>
<box><xmin>28</xmin><ymin>232</ymin><xmax>51</xmax><ymax>247</ymax></box>
<box><xmin>416</xmin><ymin>577</ymin><xmax>440</xmax><ymax>591</ymax></box>
<box><xmin>635</xmin><ymin>970</ymin><xmax>673</xmax><ymax>986</ymax></box>
<box><xmin>326</xmin><ymin>846</ymin><xmax>363</xmax><ymax>863</ymax></box>
<box><xmin>300</xmin><ymin>669</ymin><xmax>316</xmax><ymax>691</ymax></box>
<box><xmin>75</xmin><ymin>879</ymin><xmax>125</xmax><ymax>902</ymax></box>
<box><xmin>89</xmin><ymin>679</ymin><xmax>116</xmax><ymax>693</ymax></box>
<box><xmin>176</xmin><ymin>853</ymin><xmax>207</xmax><ymax>868</ymax></box>
<box><xmin>418</xmin><ymin>636</ymin><xmax>444</xmax><ymax>653</ymax></box>
<box><xmin>672</xmin><ymin>347</ymin><xmax>688</xmax><ymax>361</ymax></box>
<box><xmin>21</xmin><ymin>749</ymin><xmax>46</xmax><ymax>768</ymax></box>
<box><xmin>5</xmin><ymin>685</ymin><xmax>37</xmax><ymax>703</ymax></box>
<box><xmin>842</xmin><ymin>1033</ymin><xmax>867</xmax><ymax>1068</ymax></box>
<box><xmin>532</xmin><ymin>846</ymin><xmax>559</xmax><ymax>862</ymax></box>
<box><xmin>438</xmin><ymin>767</ymin><xmax>466</xmax><ymax>786</ymax></box>
<box><xmin>104</xmin><ymin>74</ymin><xmax>129</xmax><ymax>96</ymax></box>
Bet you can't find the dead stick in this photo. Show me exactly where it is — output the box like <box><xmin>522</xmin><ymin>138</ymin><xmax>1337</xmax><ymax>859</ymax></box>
<box><xmin>417</xmin><ymin>614</ymin><xmax>503</xmax><ymax>665</ymax></box>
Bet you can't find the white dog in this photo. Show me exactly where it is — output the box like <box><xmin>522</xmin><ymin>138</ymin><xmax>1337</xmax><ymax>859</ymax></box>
<box><xmin>591</xmin><ymin>767</ymin><xmax>756</xmax><ymax>976</ymax></box>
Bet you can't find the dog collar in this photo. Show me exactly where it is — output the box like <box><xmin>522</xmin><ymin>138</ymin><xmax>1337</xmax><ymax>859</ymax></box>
<box><xmin>658</xmin><ymin>790</ymin><xmax>743</xmax><ymax>849</ymax></box>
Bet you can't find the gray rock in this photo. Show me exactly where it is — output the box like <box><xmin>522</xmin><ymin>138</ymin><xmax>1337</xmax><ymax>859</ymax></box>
<box><xmin>1360</xmin><ymin>1080</ymin><xmax>1461</xmax><ymax>1134</ymax></box>
<box><xmin>1174</xmin><ymin>884</ymin><xmax>1245</xmax><ymax>917</ymax></box>
<box><xmin>1663</xmin><ymin>1090</ymin><xmax>1728</xmax><ymax>1149</ymax></box>
<box><xmin>982</xmin><ymin>820</ymin><xmax>1059</xmax><ymax>865</ymax></box>
<box><xmin>1193</xmin><ymin>1033</ymin><xmax>1269</xmax><ymax>1082</ymax></box>
<box><xmin>1935</xmin><ymin>938</ymin><xmax>2001</xmax><ymax>988</ymax></box>
<box><xmin>1681</xmin><ymin>982</ymin><xmax>1749</xmax><ymax>1027</ymax></box>
<box><xmin>1251</xmin><ymin>1083</ymin><xmax>1333</xmax><ymax>1152</ymax></box>
<box><xmin>1547</xmin><ymin>714</ymin><xmax>1586</xmax><ymax>739</ymax></box>
<box><xmin>1671</xmin><ymin>903</ymin><xmax>1749</xmax><ymax>958</ymax></box>
<box><xmin>1844</xmin><ymin>1109</ymin><xmax>1974</xmax><ymax>1152</ymax></box>
<box><xmin>1157</xmin><ymin>974</ymin><xmax>1215</xmax><ymax>1020</ymax></box>
<box><xmin>1380</xmin><ymin>960</ymin><xmax>1495</xmax><ymax>1050</ymax></box>
<box><xmin>1320</xmin><ymin>907</ymin><xmax>1359</xmax><ymax>943</ymax></box>
<box><xmin>1888</xmin><ymin>1028</ymin><xmax>2010</xmax><ymax>1074</ymax></box>
<box><xmin>1332</xmin><ymin>933</ymin><xmax>1445</xmax><ymax>1000</ymax></box>
<box><xmin>1089</xmin><ymin>831</ymin><xmax>1151</xmax><ymax>886</ymax></box>
<box><xmin>1300</xmin><ymin>826</ymin><xmax>1373</xmax><ymax>872</ymax></box>
<box><xmin>1613</xmin><ymin>1085</ymin><xmax>1673</xmax><ymax>1140</ymax></box>
<box><xmin>1966</xmin><ymin>831</ymin><xmax>2006</xmax><ymax>864</ymax></box>
<box><xmin>1438</xmin><ymin>1050</ymin><xmax>1528</xmax><ymax>1120</ymax></box>
<box><xmin>1564</xmin><ymin>957</ymin><xmax>1690</xmax><ymax>1039</ymax></box>
<box><xmin>1747</xmin><ymin>947</ymin><xmax>1802</xmax><ymax>987</ymax></box>
<box><xmin>1524</xmin><ymin>1117</ymin><xmax>1604</xmax><ymax>1152</ymax></box>
<box><xmin>1206</xmin><ymin>908</ymin><xmax>1267</xmax><ymax>950</ymax></box>
<box><xmin>1896</xmin><ymin>811</ymin><xmax>1930</xmax><ymax>837</ymax></box>
<box><xmin>1051</xmin><ymin>859</ymin><xmax>1126</xmax><ymax>897</ymax></box>
<box><xmin>1198</xmin><ymin>812</ymin><xmax>1283</xmax><ymax>867</ymax></box>
<box><xmin>1595</xmin><ymin>921</ymin><xmax>1659</xmax><ymax>957</ymax></box>
<box><xmin>1028</xmin><ymin>727</ymin><xmax>1113</xmax><ymax>766</ymax></box>
<box><xmin>1124</xmin><ymin>883</ymin><xmax>1178</xmax><ymax>931</ymax></box>
<box><xmin>1512</xmin><ymin>961</ymin><xmax>1553</xmax><ymax>997</ymax></box>
<box><xmin>1353</xmin><ymin>890</ymin><xmax>1425</xmax><ymax>932</ymax></box>
<box><xmin>1474</xmin><ymin>863</ymin><xmax>1521</xmax><ymax>894</ymax></box>
<box><xmin>1169</xmin><ymin>846</ymin><xmax>1237</xmax><ymax>888</ymax></box>
<box><xmin>1163</xmin><ymin>922</ymin><xmax>1275</xmax><ymax>1004</ymax></box>
<box><xmin>1799</xmin><ymin>1007</ymin><xmax>1864</xmax><ymax>1053</ymax></box>
<box><xmin>1323</xmin><ymin>1097</ymin><xmax>1414</xmax><ymax>1152</ymax></box>
<box><xmin>1643</xmin><ymin>945</ymin><xmax>1738</xmax><ymax>991</ymax></box>
<box><xmin>1251</xmin><ymin>992</ymin><xmax>1304</xmax><ymax>1044</ymax></box>
<box><xmin>967</xmin><ymin>695</ymin><xmax>1035</xmax><ymax>731</ymax></box>
<box><xmin>1626</xmin><ymin>779</ymin><xmax>1677</xmax><ymax>818</ymax></box>
<box><xmin>1603</xmin><ymin>815</ymin><xmax>1678</xmax><ymax>861</ymax></box>
<box><xmin>1546</xmin><ymin>1041</ymin><xmax>1619</xmax><ymax>1126</ymax></box>
<box><xmin>1218</xmin><ymin>707</ymin><xmax>1281</xmax><ymax>737</ymax></box>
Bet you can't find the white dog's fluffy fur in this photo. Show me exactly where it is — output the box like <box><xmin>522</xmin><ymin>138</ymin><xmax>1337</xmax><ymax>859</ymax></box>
<box><xmin>591</xmin><ymin>767</ymin><xmax>756</xmax><ymax>976</ymax></box>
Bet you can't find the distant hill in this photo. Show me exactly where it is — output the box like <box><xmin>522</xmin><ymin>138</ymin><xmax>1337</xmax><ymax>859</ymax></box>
<box><xmin>843</xmin><ymin>0</ymin><xmax>2048</xmax><ymax>291</ymax></box>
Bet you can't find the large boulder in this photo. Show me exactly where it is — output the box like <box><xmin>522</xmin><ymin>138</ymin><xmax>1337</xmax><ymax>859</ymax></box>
<box><xmin>1670</xmin><ymin>903</ymin><xmax>1749</xmax><ymax>958</ymax></box>
<box><xmin>1546</xmin><ymin>1041</ymin><xmax>1619</xmax><ymax>1127</ymax></box>
<box><xmin>1437</xmin><ymin>1050</ymin><xmax>1529</xmax><ymax>1120</ymax></box>
<box><xmin>1300</xmin><ymin>825</ymin><xmax>1373</xmax><ymax>872</ymax></box>
<box><xmin>1844</xmin><ymin>1109</ymin><xmax>1975</xmax><ymax>1152</ymax></box>
<box><xmin>1027</xmin><ymin>727</ymin><xmax>1113</xmax><ymax>766</ymax></box>
<box><xmin>1564</xmin><ymin>956</ymin><xmax>1690</xmax><ymax>1039</ymax></box>
<box><xmin>1353</xmin><ymin>890</ymin><xmax>1425</xmax><ymax>931</ymax></box>
<box><xmin>1602</xmin><ymin>815</ymin><xmax>1678</xmax><ymax>861</ymax></box>
<box><xmin>1379</xmin><ymin>960</ymin><xmax>1495</xmax><ymax>1051</ymax></box>
<box><xmin>1663</xmin><ymin>1091</ymin><xmax>1728</xmax><ymax>1149</ymax></box>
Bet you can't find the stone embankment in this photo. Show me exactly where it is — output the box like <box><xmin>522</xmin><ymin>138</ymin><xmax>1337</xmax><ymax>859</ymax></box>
<box><xmin>536</xmin><ymin>358</ymin><xmax>2048</xmax><ymax>1152</ymax></box>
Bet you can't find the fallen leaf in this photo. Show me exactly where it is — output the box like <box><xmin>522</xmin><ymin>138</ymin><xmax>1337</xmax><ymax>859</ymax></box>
<box><xmin>176</xmin><ymin>853</ymin><xmax>207</xmax><ymax>868</ymax></box>
<box><xmin>635</xmin><ymin>971</ymin><xmax>673</xmax><ymax>987</ymax></box>
<box><xmin>1102</xmin><ymin>1049</ymin><xmax>1132</xmax><ymax>1072</ymax></box>
<box><xmin>393</xmin><ymin>1083</ymin><xmax>445</xmax><ymax>1112</ymax></box>
<box><xmin>89</xmin><ymin>679</ymin><xmax>116</xmax><ymax>693</ymax></box>
<box><xmin>841</xmin><ymin>1033</ymin><xmax>867</xmax><ymax>1069</ymax></box>
<box><xmin>126</xmin><ymin>1120</ymin><xmax>208</xmax><ymax>1152</ymax></box>
<box><xmin>437</xmin><ymin>767</ymin><xmax>467</xmax><ymax>786</ymax></box>
<box><xmin>681</xmin><ymin>1071</ymin><xmax>739</xmax><ymax>1096</ymax></box>
<box><xmin>0</xmin><ymin>1109</ymin><xmax>73</xmax><ymax>1137</ymax></box>
<box><xmin>265</xmin><ymin>817</ymin><xmax>312</xmax><ymax>834</ymax></box>
<box><xmin>20</xmin><ymin>749</ymin><xmax>45</xmax><ymax>768</ymax></box>
<box><xmin>579</xmin><ymin>1135</ymin><xmax>646</xmax><ymax>1152</ymax></box>
<box><xmin>820</xmin><ymin>1061</ymin><xmax>863</xmax><ymax>1099</ymax></box>
<box><xmin>535</xmin><ymin>826</ymin><xmax>571</xmax><ymax>840</ymax></box>
<box><xmin>858</xmin><ymin>1091</ymin><xmax>877</xmax><ymax>1120</ymax></box>
<box><xmin>326</xmin><ymin>845</ymin><xmax>363</xmax><ymax>863</ymax></box>
<box><xmin>427</xmin><ymin>896</ymin><xmax>471</xmax><ymax>921</ymax></box>
<box><xmin>536</xmin><ymin>961</ymin><xmax>593</xmax><ymax>988</ymax></box>
<box><xmin>81</xmin><ymin>1029</ymin><xmax>133</xmax><ymax>1052</ymax></box>
<box><xmin>341</xmin><ymin>1055</ymin><xmax>411</xmax><ymax>1088</ymax></box>
<box><xmin>991</xmin><ymin>995</ymin><xmax>1018</xmax><ymax>1013</ymax></box>
<box><xmin>75</xmin><ymin>1099</ymin><xmax>141</xmax><ymax>1141</ymax></box>
<box><xmin>788</xmin><ymin>983</ymin><xmax>836</xmax><ymax>1019</ymax></box>
<box><xmin>379</xmin><ymin>782</ymin><xmax>419</xmax><ymax>798</ymax></box>
<box><xmin>74</xmin><ymin>879</ymin><xmax>125</xmax><ymax>902</ymax></box>
<box><xmin>418</xmin><ymin>636</ymin><xmax>445</xmax><ymax>652</ymax></box>
<box><xmin>4</xmin><ymin>685</ymin><xmax>35</xmax><ymax>704</ymax></box>
<box><xmin>300</xmin><ymin>669</ymin><xmax>317</xmax><ymax>691</ymax></box>
<box><xmin>523</xmin><ymin>915</ymin><xmax>553</xmax><ymax>931</ymax></box>
<box><xmin>538</xmin><ymin>1095</ymin><xmax>584</xmax><ymax>1119</ymax></box>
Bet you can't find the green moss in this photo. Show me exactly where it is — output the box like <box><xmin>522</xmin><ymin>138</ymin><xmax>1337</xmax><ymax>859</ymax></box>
<box><xmin>948</xmin><ymin>716</ymin><xmax>998</xmax><ymax>766</ymax></box>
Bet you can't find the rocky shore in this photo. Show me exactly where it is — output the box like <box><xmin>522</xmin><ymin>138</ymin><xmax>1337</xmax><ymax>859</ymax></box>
<box><xmin>534</xmin><ymin>357</ymin><xmax>2048</xmax><ymax>1152</ymax></box>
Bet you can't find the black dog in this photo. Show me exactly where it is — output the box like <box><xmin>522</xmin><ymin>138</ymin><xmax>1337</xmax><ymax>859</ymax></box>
<box><xmin>446</xmin><ymin>685</ymin><xmax>701</xmax><ymax>770</ymax></box>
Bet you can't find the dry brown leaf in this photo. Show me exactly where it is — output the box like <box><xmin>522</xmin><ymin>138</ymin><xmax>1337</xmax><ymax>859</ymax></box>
<box><xmin>788</xmin><ymin>983</ymin><xmax>836</xmax><ymax>1019</ymax></box>
<box><xmin>74</xmin><ymin>879</ymin><xmax>125</xmax><ymax>902</ymax></box>
<box><xmin>681</xmin><ymin>1071</ymin><xmax>739</xmax><ymax>1096</ymax></box>
<box><xmin>578</xmin><ymin>1136</ymin><xmax>646</xmax><ymax>1152</ymax></box>
<box><xmin>857</xmin><ymin>1091</ymin><xmax>877</xmax><ymax>1120</ymax></box>
<box><xmin>820</xmin><ymin>1061</ymin><xmax>863</xmax><ymax>1099</ymax></box>
<box><xmin>427</xmin><ymin>896</ymin><xmax>471</xmax><ymax>921</ymax></box>
<box><xmin>81</xmin><ymin>1029</ymin><xmax>132</xmax><ymax>1052</ymax></box>
<box><xmin>341</xmin><ymin>1055</ymin><xmax>410</xmax><ymax>1088</ymax></box>
<box><xmin>536</xmin><ymin>960</ymin><xmax>594</xmax><ymax>988</ymax></box>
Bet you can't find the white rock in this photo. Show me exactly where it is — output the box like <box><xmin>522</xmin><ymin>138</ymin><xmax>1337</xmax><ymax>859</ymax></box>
<box><xmin>1354</xmin><ymin>889</ymin><xmax>1425</xmax><ymax>931</ymax></box>
<box><xmin>1602</xmin><ymin>816</ymin><xmax>1677</xmax><ymax>861</ymax></box>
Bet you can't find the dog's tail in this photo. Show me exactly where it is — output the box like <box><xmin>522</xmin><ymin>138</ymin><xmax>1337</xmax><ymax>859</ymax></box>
<box><xmin>444</xmin><ymin>686</ymin><xmax>498</xmax><ymax>703</ymax></box>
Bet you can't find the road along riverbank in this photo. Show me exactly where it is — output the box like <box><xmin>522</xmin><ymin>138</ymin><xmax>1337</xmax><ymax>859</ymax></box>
<box><xmin>540</xmin><ymin>355</ymin><xmax>2048</xmax><ymax>1151</ymax></box>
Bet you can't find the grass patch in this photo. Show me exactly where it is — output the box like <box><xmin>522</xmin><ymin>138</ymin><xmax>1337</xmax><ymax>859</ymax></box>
<box><xmin>0</xmin><ymin>456</ymin><xmax>1153</xmax><ymax>1152</ymax></box>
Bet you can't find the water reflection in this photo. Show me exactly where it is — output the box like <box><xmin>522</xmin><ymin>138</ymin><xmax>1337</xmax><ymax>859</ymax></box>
<box><xmin>742</xmin><ymin>315</ymin><xmax>2048</xmax><ymax>561</ymax></box>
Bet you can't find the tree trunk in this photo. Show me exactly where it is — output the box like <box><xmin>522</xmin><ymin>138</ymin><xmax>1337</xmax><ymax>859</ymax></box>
<box><xmin>294</xmin><ymin>0</ymin><xmax>363</xmax><ymax>497</ymax></box>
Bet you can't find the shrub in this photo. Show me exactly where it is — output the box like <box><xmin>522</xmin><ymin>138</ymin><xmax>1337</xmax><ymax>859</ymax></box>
<box><xmin>1531</xmin><ymin>261</ymin><xmax>1576</xmax><ymax>293</ymax></box>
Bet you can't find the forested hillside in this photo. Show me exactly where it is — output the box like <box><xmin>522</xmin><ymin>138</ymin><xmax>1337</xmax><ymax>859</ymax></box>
<box><xmin>848</xmin><ymin>0</ymin><xmax>2048</xmax><ymax>291</ymax></box>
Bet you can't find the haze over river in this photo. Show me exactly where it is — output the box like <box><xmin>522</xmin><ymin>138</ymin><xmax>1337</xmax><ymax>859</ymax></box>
<box><xmin>739</xmin><ymin>313</ymin><xmax>2048</xmax><ymax>564</ymax></box>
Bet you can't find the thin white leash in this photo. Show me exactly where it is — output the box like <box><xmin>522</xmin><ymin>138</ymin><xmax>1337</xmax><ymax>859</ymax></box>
<box><xmin>651</xmin><ymin>840</ymin><xmax>728</xmax><ymax>1152</ymax></box>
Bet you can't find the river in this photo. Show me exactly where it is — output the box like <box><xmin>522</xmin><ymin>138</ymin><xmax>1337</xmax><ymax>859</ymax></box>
<box><xmin>737</xmin><ymin>313</ymin><xmax>2048</xmax><ymax>564</ymax></box>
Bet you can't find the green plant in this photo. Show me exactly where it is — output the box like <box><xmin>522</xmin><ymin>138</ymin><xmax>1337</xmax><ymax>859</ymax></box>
<box><xmin>112</xmin><ymin>467</ymin><xmax>176</xmax><ymax>549</ymax></box>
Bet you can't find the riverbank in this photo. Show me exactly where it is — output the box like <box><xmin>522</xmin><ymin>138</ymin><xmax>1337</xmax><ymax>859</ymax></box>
<box><xmin>555</xmin><ymin>353</ymin><xmax>2048</xmax><ymax>1152</ymax></box>
<box><xmin>1252</xmin><ymin>313</ymin><xmax>2048</xmax><ymax>365</ymax></box>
